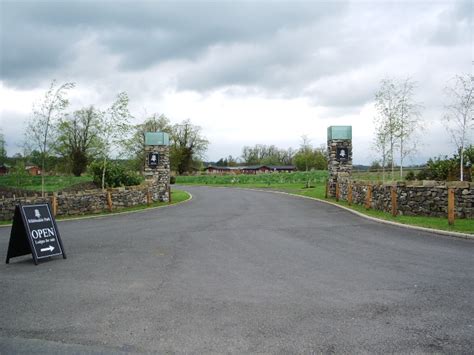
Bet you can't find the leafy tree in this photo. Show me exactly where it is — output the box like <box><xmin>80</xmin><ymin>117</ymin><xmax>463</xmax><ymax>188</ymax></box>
<box><xmin>124</xmin><ymin>113</ymin><xmax>172</xmax><ymax>171</ymax></box>
<box><xmin>11</xmin><ymin>160</ymin><xmax>29</xmax><ymax>187</ymax></box>
<box><xmin>56</xmin><ymin>106</ymin><xmax>101</xmax><ymax>176</ymax></box>
<box><xmin>170</xmin><ymin>120</ymin><xmax>209</xmax><ymax>175</ymax></box>
<box><xmin>241</xmin><ymin>144</ymin><xmax>295</xmax><ymax>166</ymax></box>
<box><xmin>0</xmin><ymin>129</ymin><xmax>6</xmax><ymax>164</ymax></box>
<box><xmin>443</xmin><ymin>74</ymin><xmax>474</xmax><ymax>181</ymax></box>
<box><xmin>292</xmin><ymin>138</ymin><xmax>327</xmax><ymax>171</ymax></box>
<box><xmin>25</xmin><ymin>80</ymin><xmax>75</xmax><ymax>196</ymax></box>
<box><xmin>96</xmin><ymin>92</ymin><xmax>132</xmax><ymax>190</ymax></box>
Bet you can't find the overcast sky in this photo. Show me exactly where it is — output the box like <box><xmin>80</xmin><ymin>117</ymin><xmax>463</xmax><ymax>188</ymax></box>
<box><xmin>0</xmin><ymin>0</ymin><xmax>472</xmax><ymax>165</ymax></box>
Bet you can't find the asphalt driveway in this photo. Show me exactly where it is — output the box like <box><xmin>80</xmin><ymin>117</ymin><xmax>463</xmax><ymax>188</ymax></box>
<box><xmin>1</xmin><ymin>186</ymin><xmax>473</xmax><ymax>353</ymax></box>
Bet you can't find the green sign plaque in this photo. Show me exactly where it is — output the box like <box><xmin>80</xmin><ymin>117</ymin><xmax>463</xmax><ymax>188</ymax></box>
<box><xmin>145</xmin><ymin>132</ymin><xmax>170</xmax><ymax>146</ymax></box>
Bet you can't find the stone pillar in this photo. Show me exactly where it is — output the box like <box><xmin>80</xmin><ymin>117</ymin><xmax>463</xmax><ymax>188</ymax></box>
<box><xmin>327</xmin><ymin>126</ymin><xmax>352</xmax><ymax>197</ymax></box>
<box><xmin>144</xmin><ymin>132</ymin><xmax>170</xmax><ymax>202</ymax></box>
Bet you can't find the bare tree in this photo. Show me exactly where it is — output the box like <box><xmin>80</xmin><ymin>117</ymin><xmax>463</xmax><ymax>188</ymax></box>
<box><xmin>26</xmin><ymin>80</ymin><xmax>75</xmax><ymax>196</ymax></box>
<box><xmin>397</xmin><ymin>78</ymin><xmax>422</xmax><ymax>178</ymax></box>
<box><xmin>374</xmin><ymin>78</ymin><xmax>399</xmax><ymax>180</ymax></box>
<box><xmin>373</xmin><ymin>77</ymin><xmax>422</xmax><ymax>180</ymax></box>
<box><xmin>444</xmin><ymin>74</ymin><xmax>474</xmax><ymax>181</ymax></box>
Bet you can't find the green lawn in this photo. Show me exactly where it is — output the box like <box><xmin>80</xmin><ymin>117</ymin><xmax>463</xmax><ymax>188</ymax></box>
<box><xmin>176</xmin><ymin>170</ymin><xmax>328</xmax><ymax>186</ymax></box>
<box><xmin>0</xmin><ymin>175</ymin><xmax>93</xmax><ymax>192</ymax></box>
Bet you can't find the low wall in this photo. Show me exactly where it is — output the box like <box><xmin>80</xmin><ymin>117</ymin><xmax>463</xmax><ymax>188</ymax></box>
<box><xmin>336</xmin><ymin>180</ymin><xmax>473</xmax><ymax>218</ymax></box>
<box><xmin>0</xmin><ymin>182</ymin><xmax>169</xmax><ymax>221</ymax></box>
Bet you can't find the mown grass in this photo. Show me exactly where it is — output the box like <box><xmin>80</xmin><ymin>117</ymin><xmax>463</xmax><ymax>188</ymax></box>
<box><xmin>176</xmin><ymin>170</ymin><xmax>328</xmax><ymax>186</ymax></box>
<box><xmin>289</xmin><ymin>187</ymin><xmax>474</xmax><ymax>235</ymax></box>
<box><xmin>0</xmin><ymin>190</ymin><xmax>191</xmax><ymax>225</ymax></box>
<box><xmin>0</xmin><ymin>175</ymin><xmax>93</xmax><ymax>192</ymax></box>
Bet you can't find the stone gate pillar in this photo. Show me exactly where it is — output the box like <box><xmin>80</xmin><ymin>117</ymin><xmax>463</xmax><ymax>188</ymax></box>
<box><xmin>144</xmin><ymin>132</ymin><xmax>170</xmax><ymax>202</ymax></box>
<box><xmin>327</xmin><ymin>126</ymin><xmax>352</xmax><ymax>197</ymax></box>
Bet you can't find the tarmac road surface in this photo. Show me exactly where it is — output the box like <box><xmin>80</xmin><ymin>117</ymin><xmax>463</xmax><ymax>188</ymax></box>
<box><xmin>1</xmin><ymin>186</ymin><xmax>473</xmax><ymax>353</ymax></box>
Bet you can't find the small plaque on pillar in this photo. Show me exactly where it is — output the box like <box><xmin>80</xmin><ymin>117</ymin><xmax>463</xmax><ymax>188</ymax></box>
<box><xmin>148</xmin><ymin>152</ymin><xmax>159</xmax><ymax>168</ymax></box>
<box><xmin>336</xmin><ymin>147</ymin><xmax>350</xmax><ymax>161</ymax></box>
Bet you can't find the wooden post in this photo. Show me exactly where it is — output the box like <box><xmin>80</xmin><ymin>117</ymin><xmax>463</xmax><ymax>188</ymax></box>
<box><xmin>335</xmin><ymin>182</ymin><xmax>340</xmax><ymax>201</ymax></box>
<box><xmin>146</xmin><ymin>190</ymin><xmax>151</xmax><ymax>206</ymax></box>
<box><xmin>348</xmin><ymin>183</ymin><xmax>353</xmax><ymax>206</ymax></box>
<box><xmin>51</xmin><ymin>193</ymin><xmax>58</xmax><ymax>216</ymax></box>
<box><xmin>391</xmin><ymin>186</ymin><xmax>397</xmax><ymax>217</ymax></box>
<box><xmin>106</xmin><ymin>191</ymin><xmax>113</xmax><ymax>212</ymax></box>
<box><xmin>448</xmin><ymin>188</ymin><xmax>455</xmax><ymax>226</ymax></box>
<box><xmin>365</xmin><ymin>184</ymin><xmax>372</xmax><ymax>210</ymax></box>
<box><xmin>325</xmin><ymin>179</ymin><xmax>329</xmax><ymax>198</ymax></box>
<box><xmin>168</xmin><ymin>185</ymin><xmax>172</xmax><ymax>204</ymax></box>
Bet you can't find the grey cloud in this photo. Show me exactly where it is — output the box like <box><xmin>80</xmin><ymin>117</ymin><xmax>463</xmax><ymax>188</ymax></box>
<box><xmin>1</xmin><ymin>1</ymin><xmax>344</xmax><ymax>83</ymax></box>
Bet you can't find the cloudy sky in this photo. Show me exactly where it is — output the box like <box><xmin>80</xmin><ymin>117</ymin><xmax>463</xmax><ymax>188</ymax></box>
<box><xmin>0</xmin><ymin>0</ymin><xmax>471</xmax><ymax>164</ymax></box>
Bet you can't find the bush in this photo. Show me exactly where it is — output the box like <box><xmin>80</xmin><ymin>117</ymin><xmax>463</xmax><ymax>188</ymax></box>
<box><xmin>405</xmin><ymin>170</ymin><xmax>415</xmax><ymax>181</ymax></box>
<box><xmin>89</xmin><ymin>161</ymin><xmax>144</xmax><ymax>188</ymax></box>
<box><xmin>170</xmin><ymin>176</ymin><xmax>176</xmax><ymax>184</ymax></box>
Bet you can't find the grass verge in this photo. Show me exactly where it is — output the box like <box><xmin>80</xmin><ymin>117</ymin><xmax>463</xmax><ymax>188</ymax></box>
<box><xmin>179</xmin><ymin>182</ymin><xmax>474</xmax><ymax>235</ymax></box>
<box><xmin>0</xmin><ymin>189</ymin><xmax>191</xmax><ymax>226</ymax></box>
<box><xmin>0</xmin><ymin>175</ymin><xmax>93</xmax><ymax>192</ymax></box>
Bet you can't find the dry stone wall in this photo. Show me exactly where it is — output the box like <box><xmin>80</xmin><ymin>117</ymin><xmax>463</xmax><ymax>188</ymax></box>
<box><xmin>337</xmin><ymin>180</ymin><xmax>473</xmax><ymax>218</ymax></box>
<box><xmin>0</xmin><ymin>182</ymin><xmax>167</xmax><ymax>221</ymax></box>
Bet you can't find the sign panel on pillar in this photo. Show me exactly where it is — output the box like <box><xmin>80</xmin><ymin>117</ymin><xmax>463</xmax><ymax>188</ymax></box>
<box><xmin>148</xmin><ymin>152</ymin><xmax>159</xmax><ymax>168</ymax></box>
<box><xmin>5</xmin><ymin>203</ymin><xmax>66</xmax><ymax>265</ymax></box>
<box><xmin>336</xmin><ymin>147</ymin><xmax>350</xmax><ymax>161</ymax></box>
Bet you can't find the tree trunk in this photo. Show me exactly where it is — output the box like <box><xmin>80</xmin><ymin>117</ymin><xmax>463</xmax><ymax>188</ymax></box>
<box><xmin>460</xmin><ymin>145</ymin><xmax>464</xmax><ymax>181</ymax></box>
<box><xmin>101</xmin><ymin>156</ymin><xmax>107</xmax><ymax>191</ymax></box>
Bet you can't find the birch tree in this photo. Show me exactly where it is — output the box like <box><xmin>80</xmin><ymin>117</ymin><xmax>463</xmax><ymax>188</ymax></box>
<box><xmin>96</xmin><ymin>92</ymin><xmax>132</xmax><ymax>190</ymax></box>
<box><xmin>374</xmin><ymin>79</ymin><xmax>399</xmax><ymax>180</ymax></box>
<box><xmin>373</xmin><ymin>77</ymin><xmax>422</xmax><ymax>180</ymax></box>
<box><xmin>444</xmin><ymin>74</ymin><xmax>474</xmax><ymax>181</ymax></box>
<box><xmin>26</xmin><ymin>80</ymin><xmax>75</xmax><ymax>196</ymax></box>
<box><xmin>397</xmin><ymin>78</ymin><xmax>422</xmax><ymax>178</ymax></box>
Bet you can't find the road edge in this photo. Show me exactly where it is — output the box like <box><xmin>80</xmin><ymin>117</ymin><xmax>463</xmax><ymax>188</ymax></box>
<box><xmin>187</xmin><ymin>185</ymin><xmax>473</xmax><ymax>240</ymax></box>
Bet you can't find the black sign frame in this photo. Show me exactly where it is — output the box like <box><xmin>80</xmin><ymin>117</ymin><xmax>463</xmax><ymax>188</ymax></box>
<box><xmin>5</xmin><ymin>202</ymin><xmax>66</xmax><ymax>265</ymax></box>
<box><xmin>336</xmin><ymin>147</ymin><xmax>350</xmax><ymax>161</ymax></box>
<box><xmin>148</xmin><ymin>152</ymin><xmax>159</xmax><ymax>169</ymax></box>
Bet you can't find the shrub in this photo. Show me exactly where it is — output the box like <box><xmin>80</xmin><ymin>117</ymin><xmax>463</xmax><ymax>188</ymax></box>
<box><xmin>170</xmin><ymin>176</ymin><xmax>176</xmax><ymax>184</ymax></box>
<box><xmin>89</xmin><ymin>161</ymin><xmax>144</xmax><ymax>188</ymax></box>
<box><xmin>405</xmin><ymin>170</ymin><xmax>415</xmax><ymax>181</ymax></box>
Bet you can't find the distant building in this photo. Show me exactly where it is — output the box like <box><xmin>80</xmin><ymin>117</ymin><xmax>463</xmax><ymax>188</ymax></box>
<box><xmin>204</xmin><ymin>165</ymin><xmax>296</xmax><ymax>175</ymax></box>
<box><xmin>0</xmin><ymin>164</ymin><xmax>10</xmax><ymax>176</ymax></box>
<box><xmin>25</xmin><ymin>165</ymin><xmax>41</xmax><ymax>176</ymax></box>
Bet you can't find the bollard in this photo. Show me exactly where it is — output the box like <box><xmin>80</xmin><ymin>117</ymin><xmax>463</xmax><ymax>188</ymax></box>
<box><xmin>168</xmin><ymin>185</ymin><xmax>172</xmax><ymax>204</ymax></box>
<box><xmin>325</xmin><ymin>179</ymin><xmax>329</xmax><ymax>199</ymax></box>
<box><xmin>348</xmin><ymin>183</ymin><xmax>353</xmax><ymax>206</ymax></box>
<box><xmin>391</xmin><ymin>186</ymin><xmax>397</xmax><ymax>217</ymax></box>
<box><xmin>147</xmin><ymin>190</ymin><xmax>151</xmax><ymax>206</ymax></box>
<box><xmin>51</xmin><ymin>193</ymin><xmax>58</xmax><ymax>216</ymax></box>
<box><xmin>107</xmin><ymin>191</ymin><xmax>113</xmax><ymax>212</ymax></box>
<box><xmin>335</xmin><ymin>182</ymin><xmax>340</xmax><ymax>201</ymax></box>
<box><xmin>365</xmin><ymin>184</ymin><xmax>372</xmax><ymax>210</ymax></box>
<box><xmin>448</xmin><ymin>188</ymin><xmax>455</xmax><ymax>226</ymax></box>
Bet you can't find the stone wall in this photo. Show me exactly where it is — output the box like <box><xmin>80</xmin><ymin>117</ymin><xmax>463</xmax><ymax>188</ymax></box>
<box><xmin>0</xmin><ymin>182</ymin><xmax>167</xmax><ymax>222</ymax></box>
<box><xmin>336</xmin><ymin>180</ymin><xmax>473</xmax><ymax>218</ymax></box>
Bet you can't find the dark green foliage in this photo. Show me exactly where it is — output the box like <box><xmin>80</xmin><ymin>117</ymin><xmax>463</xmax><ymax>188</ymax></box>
<box><xmin>90</xmin><ymin>161</ymin><xmax>143</xmax><ymax>188</ymax></box>
<box><xmin>405</xmin><ymin>170</ymin><xmax>415</xmax><ymax>181</ymax></box>
<box><xmin>170</xmin><ymin>176</ymin><xmax>176</xmax><ymax>184</ymax></box>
